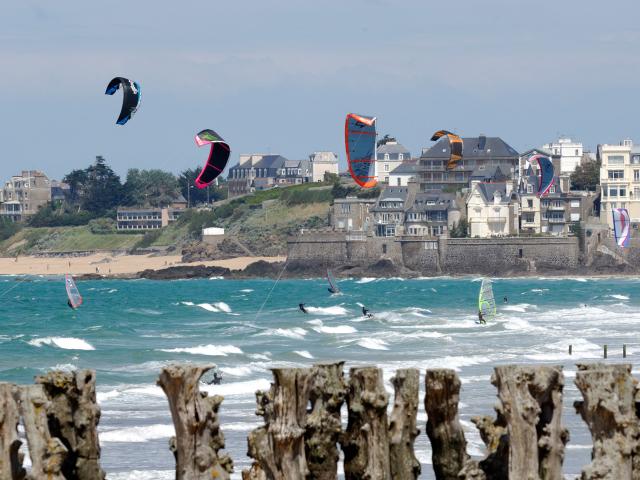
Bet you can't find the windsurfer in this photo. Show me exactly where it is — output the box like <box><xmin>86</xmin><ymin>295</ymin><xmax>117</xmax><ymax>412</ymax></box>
<box><xmin>67</xmin><ymin>300</ymin><xmax>75</xmax><ymax>310</ymax></box>
<box><xmin>477</xmin><ymin>310</ymin><xmax>486</xmax><ymax>325</ymax></box>
<box><xmin>299</xmin><ymin>303</ymin><xmax>308</xmax><ymax>314</ymax></box>
<box><xmin>362</xmin><ymin>306</ymin><xmax>373</xmax><ymax>318</ymax></box>
<box><xmin>328</xmin><ymin>287</ymin><xmax>337</xmax><ymax>294</ymax></box>
<box><xmin>503</xmin><ymin>296</ymin><xmax>508</xmax><ymax>303</ymax></box>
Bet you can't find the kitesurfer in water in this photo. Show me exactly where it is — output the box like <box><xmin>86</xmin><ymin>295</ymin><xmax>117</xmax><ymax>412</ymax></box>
<box><xmin>299</xmin><ymin>303</ymin><xmax>308</xmax><ymax>314</ymax></box>
<box><xmin>503</xmin><ymin>296</ymin><xmax>508</xmax><ymax>303</ymax></box>
<box><xmin>477</xmin><ymin>310</ymin><xmax>486</xmax><ymax>325</ymax></box>
<box><xmin>206</xmin><ymin>369</ymin><xmax>223</xmax><ymax>385</ymax></box>
<box><xmin>362</xmin><ymin>306</ymin><xmax>373</xmax><ymax>318</ymax></box>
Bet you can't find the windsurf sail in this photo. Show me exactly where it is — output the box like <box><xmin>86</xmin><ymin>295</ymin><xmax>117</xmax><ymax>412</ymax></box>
<box><xmin>345</xmin><ymin>113</ymin><xmax>377</xmax><ymax>188</ymax></box>
<box><xmin>612</xmin><ymin>208</ymin><xmax>631</xmax><ymax>248</ymax></box>
<box><xmin>327</xmin><ymin>269</ymin><xmax>340</xmax><ymax>294</ymax></box>
<box><xmin>65</xmin><ymin>274</ymin><xmax>83</xmax><ymax>309</ymax></box>
<box><xmin>478</xmin><ymin>278</ymin><xmax>496</xmax><ymax>322</ymax></box>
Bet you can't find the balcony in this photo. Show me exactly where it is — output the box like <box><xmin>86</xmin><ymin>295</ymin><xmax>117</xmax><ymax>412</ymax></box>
<box><xmin>547</xmin><ymin>205</ymin><xmax>565</xmax><ymax>211</ymax></box>
<box><xmin>487</xmin><ymin>216</ymin><xmax>507</xmax><ymax>223</ymax></box>
<box><xmin>547</xmin><ymin>217</ymin><xmax>566</xmax><ymax>223</ymax></box>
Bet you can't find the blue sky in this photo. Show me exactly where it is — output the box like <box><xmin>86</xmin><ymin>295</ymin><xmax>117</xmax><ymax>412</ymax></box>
<box><xmin>1</xmin><ymin>0</ymin><xmax>639</xmax><ymax>181</ymax></box>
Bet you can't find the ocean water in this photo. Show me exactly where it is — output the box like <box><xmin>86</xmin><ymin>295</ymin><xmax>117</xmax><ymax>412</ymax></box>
<box><xmin>1</xmin><ymin>275</ymin><xmax>639</xmax><ymax>479</ymax></box>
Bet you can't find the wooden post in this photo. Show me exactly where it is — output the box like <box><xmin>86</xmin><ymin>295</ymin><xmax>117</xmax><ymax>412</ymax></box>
<box><xmin>305</xmin><ymin>362</ymin><xmax>347</xmax><ymax>480</ymax></box>
<box><xmin>341</xmin><ymin>367</ymin><xmax>390</xmax><ymax>480</ymax></box>
<box><xmin>243</xmin><ymin>368</ymin><xmax>312</xmax><ymax>480</ymax></box>
<box><xmin>36</xmin><ymin>370</ymin><xmax>105</xmax><ymax>480</ymax></box>
<box><xmin>16</xmin><ymin>385</ymin><xmax>67</xmax><ymax>480</ymax></box>
<box><xmin>389</xmin><ymin>368</ymin><xmax>420</xmax><ymax>480</ymax></box>
<box><xmin>574</xmin><ymin>363</ymin><xmax>638</xmax><ymax>479</ymax></box>
<box><xmin>158</xmin><ymin>364</ymin><xmax>233</xmax><ymax>480</ymax></box>
<box><xmin>623</xmin><ymin>344</ymin><xmax>627</xmax><ymax>358</ymax></box>
<box><xmin>0</xmin><ymin>383</ymin><xmax>25</xmax><ymax>480</ymax></box>
<box><xmin>604</xmin><ymin>344</ymin><xmax>608</xmax><ymax>359</ymax></box>
<box><xmin>569</xmin><ymin>344</ymin><xmax>572</xmax><ymax>355</ymax></box>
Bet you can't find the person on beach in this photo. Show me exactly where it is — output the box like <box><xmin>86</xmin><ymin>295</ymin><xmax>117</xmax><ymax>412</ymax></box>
<box><xmin>299</xmin><ymin>303</ymin><xmax>308</xmax><ymax>314</ymax></box>
<box><xmin>362</xmin><ymin>306</ymin><xmax>373</xmax><ymax>318</ymax></box>
<box><xmin>478</xmin><ymin>310</ymin><xmax>486</xmax><ymax>324</ymax></box>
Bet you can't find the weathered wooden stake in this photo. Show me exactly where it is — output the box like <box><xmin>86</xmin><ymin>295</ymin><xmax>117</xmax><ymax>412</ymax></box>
<box><xmin>623</xmin><ymin>344</ymin><xmax>627</xmax><ymax>358</ymax></box>
<box><xmin>341</xmin><ymin>367</ymin><xmax>390</xmax><ymax>480</ymax></box>
<box><xmin>389</xmin><ymin>368</ymin><xmax>420</xmax><ymax>480</ymax></box>
<box><xmin>424</xmin><ymin>369</ymin><xmax>471</xmax><ymax>480</ymax></box>
<box><xmin>36</xmin><ymin>370</ymin><xmax>105</xmax><ymax>480</ymax></box>
<box><xmin>569</xmin><ymin>344</ymin><xmax>572</xmax><ymax>355</ymax></box>
<box><xmin>0</xmin><ymin>383</ymin><xmax>25</xmax><ymax>480</ymax></box>
<box><xmin>305</xmin><ymin>362</ymin><xmax>347</xmax><ymax>480</ymax></box>
<box><xmin>158</xmin><ymin>364</ymin><xmax>233</xmax><ymax>480</ymax></box>
<box><xmin>604</xmin><ymin>344</ymin><xmax>608</xmax><ymax>359</ymax></box>
<box><xmin>574</xmin><ymin>363</ymin><xmax>639</xmax><ymax>479</ymax></box>
<box><xmin>16</xmin><ymin>385</ymin><xmax>67</xmax><ymax>480</ymax></box>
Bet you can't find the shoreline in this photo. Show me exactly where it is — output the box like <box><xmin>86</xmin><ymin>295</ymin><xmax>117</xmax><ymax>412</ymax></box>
<box><xmin>0</xmin><ymin>253</ymin><xmax>637</xmax><ymax>280</ymax></box>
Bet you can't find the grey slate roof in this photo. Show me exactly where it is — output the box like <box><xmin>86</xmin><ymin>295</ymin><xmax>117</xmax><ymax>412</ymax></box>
<box><xmin>475</xmin><ymin>182</ymin><xmax>516</xmax><ymax>204</ymax></box>
<box><xmin>469</xmin><ymin>165</ymin><xmax>508</xmax><ymax>181</ymax></box>
<box><xmin>370</xmin><ymin>186</ymin><xmax>410</xmax><ymax>212</ymax></box>
<box><xmin>377</xmin><ymin>142</ymin><xmax>411</xmax><ymax>156</ymax></box>
<box><xmin>390</xmin><ymin>161</ymin><xmax>419</xmax><ymax>175</ymax></box>
<box><xmin>406</xmin><ymin>192</ymin><xmax>455</xmax><ymax>213</ymax></box>
<box><xmin>421</xmin><ymin>136</ymin><xmax>519</xmax><ymax>160</ymax></box>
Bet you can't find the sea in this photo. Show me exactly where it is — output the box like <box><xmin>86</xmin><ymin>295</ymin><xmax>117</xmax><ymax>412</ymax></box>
<box><xmin>1</xmin><ymin>275</ymin><xmax>639</xmax><ymax>479</ymax></box>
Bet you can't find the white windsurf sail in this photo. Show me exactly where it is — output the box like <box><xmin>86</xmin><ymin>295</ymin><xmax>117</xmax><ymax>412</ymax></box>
<box><xmin>478</xmin><ymin>278</ymin><xmax>496</xmax><ymax>322</ymax></box>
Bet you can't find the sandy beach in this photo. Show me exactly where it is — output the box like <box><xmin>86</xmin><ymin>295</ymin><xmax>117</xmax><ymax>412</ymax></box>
<box><xmin>0</xmin><ymin>254</ymin><xmax>285</xmax><ymax>277</ymax></box>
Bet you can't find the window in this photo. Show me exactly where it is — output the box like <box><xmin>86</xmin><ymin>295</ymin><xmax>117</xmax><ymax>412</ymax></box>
<box><xmin>575</xmin><ymin>149</ymin><xmax>579</xmax><ymax>156</ymax></box>
<box><xmin>384</xmin><ymin>164</ymin><xmax>389</xmax><ymax>172</ymax></box>
<box><xmin>384</xmin><ymin>153</ymin><xmax>389</xmax><ymax>160</ymax></box>
<box><xmin>399</xmin><ymin>154</ymin><xmax>404</xmax><ymax>161</ymax></box>
<box><xmin>527</xmin><ymin>199</ymin><xmax>533</xmax><ymax>208</ymax></box>
<box><xmin>549</xmin><ymin>186</ymin><xmax>556</xmax><ymax>193</ymax></box>
<box><xmin>633</xmin><ymin>155</ymin><xmax>640</xmax><ymax>164</ymax></box>
<box><xmin>523</xmin><ymin>213</ymin><xmax>535</xmax><ymax>223</ymax></box>
<box><xmin>554</xmin><ymin>149</ymin><xmax>559</xmax><ymax>155</ymax></box>
<box><xmin>397</xmin><ymin>178</ymin><xmax>401</xmax><ymax>186</ymax></box>
<box><xmin>635</xmin><ymin>170</ymin><xmax>640</xmax><ymax>181</ymax></box>
<box><xmin>341</xmin><ymin>203</ymin><xmax>351</xmax><ymax>214</ymax></box>
<box><xmin>610</xmin><ymin>187</ymin><xmax>618</xmax><ymax>197</ymax></box>
<box><xmin>384</xmin><ymin>176</ymin><xmax>389</xmax><ymax>183</ymax></box>
<box><xmin>527</xmin><ymin>185</ymin><xmax>533</xmax><ymax>193</ymax></box>
<box><xmin>570</xmin><ymin>200</ymin><xmax>580</xmax><ymax>208</ymax></box>
<box><xmin>635</xmin><ymin>187</ymin><xmax>640</xmax><ymax>198</ymax></box>
<box><xmin>608</xmin><ymin>170</ymin><xmax>624</xmax><ymax>179</ymax></box>
<box><xmin>620</xmin><ymin>187</ymin><xmax>627</xmax><ymax>197</ymax></box>
<box><xmin>608</xmin><ymin>155</ymin><xmax>624</xmax><ymax>165</ymax></box>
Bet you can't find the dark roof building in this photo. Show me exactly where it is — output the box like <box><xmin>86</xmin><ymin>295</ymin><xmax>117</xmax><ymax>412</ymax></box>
<box><xmin>419</xmin><ymin>135</ymin><xmax>519</xmax><ymax>191</ymax></box>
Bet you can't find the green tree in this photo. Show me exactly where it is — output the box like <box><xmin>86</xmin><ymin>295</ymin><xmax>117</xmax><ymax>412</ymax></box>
<box><xmin>62</xmin><ymin>169</ymin><xmax>89</xmax><ymax>207</ymax></box>
<box><xmin>82</xmin><ymin>156</ymin><xmax>124</xmax><ymax>214</ymax></box>
<box><xmin>450</xmin><ymin>219</ymin><xmax>469</xmax><ymax>238</ymax></box>
<box><xmin>570</xmin><ymin>158</ymin><xmax>600</xmax><ymax>191</ymax></box>
<box><xmin>178</xmin><ymin>167</ymin><xmax>227</xmax><ymax>206</ymax></box>
<box><xmin>377</xmin><ymin>134</ymin><xmax>397</xmax><ymax>148</ymax></box>
<box><xmin>124</xmin><ymin>169</ymin><xmax>180</xmax><ymax>207</ymax></box>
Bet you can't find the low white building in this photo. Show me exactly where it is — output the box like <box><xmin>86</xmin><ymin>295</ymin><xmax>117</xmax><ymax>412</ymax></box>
<box><xmin>466</xmin><ymin>181</ymin><xmax>519</xmax><ymax>237</ymax></box>
<box><xmin>375</xmin><ymin>141</ymin><xmax>411</xmax><ymax>184</ymax></box>
<box><xmin>541</xmin><ymin>138</ymin><xmax>583</xmax><ymax>174</ymax></box>
<box><xmin>202</xmin><ymin>227</ymin><xmax>225</xmax><ymax>246</ymax></box>
<box><xmin>309</xmin><ymin>151</ymin><xmax>339</xmax><ymax>182</ymax></box>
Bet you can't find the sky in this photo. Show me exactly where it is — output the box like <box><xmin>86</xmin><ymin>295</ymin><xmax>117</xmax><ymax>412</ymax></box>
<box><xmin>1</xmin><ymin>0</ymin><xmax>640</xmax><ymax>181</ymax></box>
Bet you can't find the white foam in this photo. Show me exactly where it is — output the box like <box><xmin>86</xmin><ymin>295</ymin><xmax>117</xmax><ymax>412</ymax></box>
<box><xmin>609</xmin><ymin>294</ymin><xmax>630</xmax><ymax>300</ymax></box>
<box><xmin>305</xmin><ymin>306</ymin><xmax>348</xmax><ymax>315</ymax></box>
<box><xmin>158</xmin><ymin>344</ymin><xmax>243</xmax><ymax>356</ymax></box>
<box><xmin>220</xmin><ymin>366</ymin><xmax>261</xmax><ymax>377</ymax></box>
<box><xmin>197</xmin><ymin>303</ymin><xmax>219</xmax><ymax>312</ymax></box>
<box><xmin>209</xmin><ymin>276</ymin><xmax>224</xmax><ymax>280</ymax></box>
<box><xmin>257</xmin><ymin>328</ymin><xmax>307</xmax><ymax>340</ymax></box>
<box><xmin>312</xmin><ymin>324</ymin><xmax>357</xmax><ymax>334</ymax></box>
<box><xmin>357</xmin><ymin>338</ymin><xmax>389</xmax><ymax>350</ymax></box>
<box><xmin>293</xmin><ymin>350</ymin><xmax>314</xmax><ymax>359</ymax></box>
<box><xmin>107</xmin><ymin>471</ymin><xmax>174</xmax><ymax>480</ymax></box>
<box><xmin>240</xmin><ymin>289</ymin><xmax>254</xmax><ymax>293</ymax></box>
<box><xmin>97</xmin><ymin>389</ymin><xmax>121</xmax><ymax>403</ymax></box>
<box><xmin>181</xmin><ymin>301</ymin><xmax>195</xmax><ymax>306</ymax></box>
<box><xmin>201</xmin><ymin>378</ymin><xmax>271</xmax><ymax>396</ymax></box>
<box><xmin>222</xmin><ymin>421</ymin><xmax>262</xmax><ymax>431</ymax></box>
<box><xmin>214</xmin><ymin>301</ymin><xmax>232</xmax><ymax>312</ymax></box>
<box><xmin>356</xmin><ymin>277</ymin><xmax>377</xmax><ymax>284</ymax></box>
<box><xmin>100</xmin><ymin>424</ymin><xmax>174</xmax><ymax>443</ymax></box>
<box><xmin>28</xmin><ymin>337</ymin><xmax>95</xmax><ymax>351</ymax></box>
<box><xmin>248</xmin><ymin>353</ymin><xmax>271</xmax><ymax>361</ymax></box>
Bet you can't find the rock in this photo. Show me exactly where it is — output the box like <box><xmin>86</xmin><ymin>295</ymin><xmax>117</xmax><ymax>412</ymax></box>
<box><xmin>0</xmin><ymin>383</ymin><xmax>25</xmax><ymax>480</ymax></box>
<box><xmin>139</xmin><ymin>265</ymin><xmax>230</xmax><ymax>280</ymax></box>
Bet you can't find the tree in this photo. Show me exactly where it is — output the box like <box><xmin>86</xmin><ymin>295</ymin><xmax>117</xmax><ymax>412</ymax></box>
<box><xmin>124</xmin><ymin>169</ymin><xmax>180</xmax><ymax>207</ymax></box>
<box><xmin>62</xmin><ymin>169</ymin><xmax>89</xmax><ymax>207</ymax></box>
<box><xmin>377</xmin><ymin>134</ymin><xmax>396</xmax><ymax>148</ymax></box>
<box><xmin>570</xmin><ymin>158</ymin><xmax>600</xmax><ymax>191</ymax></box>
<box><xmin>450</xmin><ymin>219</ymin><xmax>469</xmax><ymax>238</ymax></box>
<box><xmin>81</xmin><ymin>156</ymin><xmax>124</xmax><ymax>214</ymax></box>
<box><xmin>178</xmin><ymin>167</ymin><xmax>227</xmax><ymax>206</ymax></box>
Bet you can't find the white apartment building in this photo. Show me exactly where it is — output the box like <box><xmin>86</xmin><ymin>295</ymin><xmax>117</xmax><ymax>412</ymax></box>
<box><xmin>375</xmin><ymin>141</ymin><xmax>411</xmax><ymax>184</ymax></box>
<box><xmin>598</xmin><ymin>139</ymin><xmax>640</xmax><ymax>228</ymax></box>
<box><xmin>467</xmin><ymin>180</ymin><xmax>519</xmax><ymax>237</ymax></box>
<box><xmin>541</xmin><ymin>138</ymin><xmax>583</xmax><ymax>174</ymax></box>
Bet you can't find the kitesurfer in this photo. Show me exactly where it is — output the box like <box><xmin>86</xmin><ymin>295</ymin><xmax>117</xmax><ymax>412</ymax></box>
<box><xmin>362</xmin><ymin>306</ymin><xmax>373</xmax><ymax>318</ymax></box>
<box><xmin>477</xmin><ymin>311</ymin><xmax>486</xmax><ymax>325</ymax></box>
<box><xmin>206</xmin><ymin>369</ymin><xmax>223</xmax><ymax>385</ymax></box>
<box><xmin>503</xmin><ymin>296</ymin><xmax>508</xmax><ymax>303</ymax></box>
<box><xmin>299</xmin><ymin>303</ymin><xmax>308</xmax><ymax>314</ymax></box>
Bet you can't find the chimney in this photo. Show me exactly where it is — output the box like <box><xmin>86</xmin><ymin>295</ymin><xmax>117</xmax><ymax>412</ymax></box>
<box><xmin>478</xmin><ymin>135</ymin><xmax>487</xmax><ymax>150</ymax></box>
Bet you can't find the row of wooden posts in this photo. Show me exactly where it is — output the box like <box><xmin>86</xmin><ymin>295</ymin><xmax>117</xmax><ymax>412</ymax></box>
<box><xmin>568</xmin><ymin>343</ymin><xmax>628</xmax><ymax>358</ymax></box>
<box><xmin>0</xmin><ymin>362</ymin><xmax>638</xmax><ymax>480</ymax></box>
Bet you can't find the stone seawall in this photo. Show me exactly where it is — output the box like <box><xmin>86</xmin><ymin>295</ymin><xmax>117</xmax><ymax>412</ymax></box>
<box><xmin>287</xmin><ymin>233</ymin><xmax>580</xmax><ymax>275</ymax></box>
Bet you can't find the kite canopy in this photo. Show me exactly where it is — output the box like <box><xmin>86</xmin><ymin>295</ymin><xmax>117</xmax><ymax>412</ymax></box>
<box><xmin>194</xmin><ymin>129</ymin><xmax>231</xmax><ymax>189</ymax></box>
<box><xmin>431</xmin><ymin>130</ymin><xmax>463</xmax><ymax>170</ymax></box>
<box><xmin>105</xmin><ymin>77</ymin><xmax>141</xmax><ymax>125</ymax></box>
<box><xmin>612</xmin><ymin>208</ymin><xmax>631</xmax><ymax>248</ymax></box>
<box><xmin>530</xmin><ymin>154</ymin><xmax>555</xmax><ymax>197</ymax></box>
<box><xmin>345</xmin><ymin>113</ymin><xmax>377</xmax><ymax>188</ymax></box>
<box><xmin>65</xmin><ymin>274</ymin><xmax>83</xmax><ymax>309</ymax></box>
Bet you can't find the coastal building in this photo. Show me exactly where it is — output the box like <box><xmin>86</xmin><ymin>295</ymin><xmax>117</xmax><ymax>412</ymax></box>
<box><xmin>598</xmin><ymin>139</ymin><xmax>640</xmax><ymax>228</ymax></box>
<box><xmin>389</xmin><ymin>160</ymin><xmax>418</xmax><ymax>187</ymax></box>
<box><xmin>419</xmin><ymin>135</ymin><xmax>519</xmax><ymax>192</ymax></box>
<box><xmin>404</xmin><ymin>191</ymin><xmax>461</xmax><ymax>236</ymax></box>
<box><xmin>309</xmin><ymin>151</ymin><xmax>339</xmax><ymax>182</ymax></box>
<box><xmin>0</xmin><ymin>170</ymin><xmax>51</xmax><ymax>221</ymax></box>
<box><xmin>542</xmin><ymin>138</ymin><xmax>584</xmax><ymax>174</ymax></box>
<box><xmin>370</xmin><ymin>185</ymin><xmax>417</xmax><ymax>237</ymax></box>
<box><xmin>375</xmin><ymin>140</ymin><xmax>411</xmax><ymax>184</ymax></box>
<box><xmin>227</xmin><ymin>154</ymin><xmax>313</xmax><ymax>197</ymax></box>
<box><xmin>50</xmin><ymin>180</ymin><xmax>70</xmax><ymax>203</ymax></box>
<box><xmin>116</xmin><ymin>207</ymin><xmax>184</xmax><ymax>231</ymax></box>
<box><xmin>331</xmin><ymin>197</ymin><xmax>376</xmax><ymax>232</ymax></box>
<box><xmin>466</xmin><ymin>180</ymin><xmax>519</xmax><ymax>237</ymax></box>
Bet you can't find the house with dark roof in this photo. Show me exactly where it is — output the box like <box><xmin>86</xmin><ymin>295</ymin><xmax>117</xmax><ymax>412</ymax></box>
<box><xmin>370</xmin><ymin>185</ymin><xmax>416</xmax><ymax>237</ymax></box>
<box><xmin>466</xmin><ymin>180</ymin><xmax>519</xmax><ymax>237</ymax></box>
<box><xmin>375</xmin><ymin>141</ymin><xmax>411</xmax><ymax>184</ymax></box>
<box><xmin>389</xmin><ymin>160</ymin><xmax>419</xmax><ymax>187</ymax></box>
<box><xmin>419</xmin><ymin>135</ymin><xmax>519</xmax><ymax>191</ymax></box>
<box><xmin>404</xmin><ymin>191</ymin><xmax>461</xmax><ymax>237</ymax></box>
<box><xmin>227</xmin><ymin>154</ymin><xmax>311</xmax><ymax>197</ymax></box>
